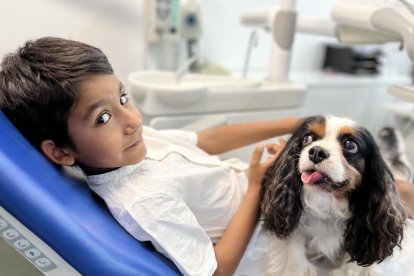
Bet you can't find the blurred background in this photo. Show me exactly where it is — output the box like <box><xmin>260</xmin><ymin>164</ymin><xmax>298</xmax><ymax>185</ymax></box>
<box><xmin>0</xmin><ymin>0</ymin><xmax>413</xmax><ymax>160</ymax></box>
<box><xmin>0</xmin><ymin>0</ymin><xmax>412</xmax><ymax>81</ymax></box>
<box><xmin>1</xmin><ymin>1</ymin><xmax>414</xmax><ymax>274</ymax></box>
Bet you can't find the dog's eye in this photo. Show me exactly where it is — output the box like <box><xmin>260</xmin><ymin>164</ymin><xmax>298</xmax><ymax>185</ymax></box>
<box><xmin>303</xmin><ymin>134</ymin><xmax>314</xmax><ymax>146</ymax></box>
<box><xmin>343</xmin><ymin>139</ymin><xmax>358</xmax><ymax>154</ymax></box>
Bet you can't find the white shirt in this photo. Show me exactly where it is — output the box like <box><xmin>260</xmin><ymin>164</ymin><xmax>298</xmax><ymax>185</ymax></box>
<box><xmin>86</xmin><ymin>126</ymin><xmax>270</xmax><ymax>275</ymax></box>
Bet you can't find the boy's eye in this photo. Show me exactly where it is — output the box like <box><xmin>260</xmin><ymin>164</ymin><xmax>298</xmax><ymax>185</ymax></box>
<box><xmin>97</xmin><ymin>112</ymin><xmax>111</xmax><ymax>125</ymax></box>
<box><xmin>120</xmin><ymin>94</ymin><xmax>129</xmax><ymax>105</ymax></box>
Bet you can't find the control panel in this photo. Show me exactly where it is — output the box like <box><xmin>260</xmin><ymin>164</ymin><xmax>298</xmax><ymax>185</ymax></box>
<box><xmin>0</xmin><ymin>214</ymin><xmax>57</xmax><ymax>273</ymax></box>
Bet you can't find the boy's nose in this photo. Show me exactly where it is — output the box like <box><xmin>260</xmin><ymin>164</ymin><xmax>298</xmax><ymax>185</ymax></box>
<box><xmin>123</xmin><ymin>109</ymin><xmax>142</xmax><ymax>135</ymax></box>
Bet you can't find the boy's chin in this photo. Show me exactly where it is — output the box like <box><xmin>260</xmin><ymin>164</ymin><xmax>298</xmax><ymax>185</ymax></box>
<box><xmin>129</xmin><ymin>142</ymin><xmax>147</xmax><ymax>165</ymax></box>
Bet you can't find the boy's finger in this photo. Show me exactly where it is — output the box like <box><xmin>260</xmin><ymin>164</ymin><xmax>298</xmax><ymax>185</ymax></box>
<box><xmin>250</xmin><ymin>143</ymin><xmax>264</xmax><ymax>165</ymax></box>
<box><xmin>266</xmin><ymin>143</ymin><xmax>279</xmax><ymax>152</ymax></box>
<box><xmin>264</xmin><ymin>154</ymin><xmax>277</xmax><ymax>167</ymax></box>
<box><xmin>267</xmin><ymin>143</ymin><xmax>283</xmax><ymax>154</ymax></box>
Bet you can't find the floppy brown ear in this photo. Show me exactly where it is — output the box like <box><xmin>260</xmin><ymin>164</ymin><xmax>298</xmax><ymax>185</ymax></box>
<box><xmin>344</xmin><ymin>128</ymin><xmax>407</xmax><ymax>266</ymax></box>
<box><xmin>40</xmin><ymin>139</ymin><xmax>75</xmax><ymax>166</ymax></box>
<box><xmin>261</xmin><ymin>116</ymin><xmax>323</xmax><ymax>239</ymax></box>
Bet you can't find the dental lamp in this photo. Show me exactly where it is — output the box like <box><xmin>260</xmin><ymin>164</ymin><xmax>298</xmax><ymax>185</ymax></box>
<box><xmin>333</xmin><ymin>0</ymin><xmax>414</xmax><ymax>103</ymax></box>
<box><xmin>332</xmin><ymin>0</ymin><xmax>414</xmax><ymax>60</ymax></box>
<box><xmin>241</xmin><ymin>0</ymin><xmax>414</xmax><ymax>103</ymax></box>
<box><xmin>240</xmin><ymin>0</ymin><xmax>298</xmax><ymax>83</ymax></box>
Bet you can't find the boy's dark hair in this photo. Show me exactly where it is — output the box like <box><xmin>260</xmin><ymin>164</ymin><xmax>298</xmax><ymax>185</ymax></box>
<box><xmin>0</xmin><ymin>37</ymin><xmax>113</xmax><ymax>149</ymax></box>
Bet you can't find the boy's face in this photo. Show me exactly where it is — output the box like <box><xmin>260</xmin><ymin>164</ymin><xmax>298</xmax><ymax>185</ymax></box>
<box><xmin>66</xmin><ymin>74</ymin><xmax>147</xmax><ymax>173</ymax></box>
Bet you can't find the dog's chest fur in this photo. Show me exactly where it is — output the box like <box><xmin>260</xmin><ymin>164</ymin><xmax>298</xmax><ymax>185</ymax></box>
<box><xmin>299</xmin><ymin>187</ymin><xmax>351</xmax><ymax>267</ymax></box>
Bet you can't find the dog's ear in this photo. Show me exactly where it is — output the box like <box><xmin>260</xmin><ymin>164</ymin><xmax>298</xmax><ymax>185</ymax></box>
<box><xmin>344</xmin><ymin>128</ymin><xmax>407</xmax><ymax>266</ymax></box>
<box><xmin>261</xmin><ymin>117</ymin><xmax>320</xmax><ymax>238</ymax></box>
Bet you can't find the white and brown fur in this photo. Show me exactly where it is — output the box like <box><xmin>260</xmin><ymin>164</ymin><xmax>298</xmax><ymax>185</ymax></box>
<box><xmin>262</xmin><ymin>115</ymin><xmax>412</xmax><ymax>275</ymax></box>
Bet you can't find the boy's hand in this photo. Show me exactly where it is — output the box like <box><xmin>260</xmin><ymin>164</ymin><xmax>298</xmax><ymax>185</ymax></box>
<box><xmin>247</xmin><ymin>138</ymin><xmax>286</xmax><ymax>190</ymax></box>
<box><xmin>265</xmin><ymin>137</ymin><xmax>286</xmax><ymax>158</ymax></box>
<box><xmin>213</xmin><ymin>140</ymin><xmax>288</xmax><ymax>276</ymax></box>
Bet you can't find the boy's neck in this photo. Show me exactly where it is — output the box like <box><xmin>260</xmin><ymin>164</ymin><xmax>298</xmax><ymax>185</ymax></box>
<box><xmin>76</xmin><ymin>162</ymin><xmax>120</xmax><ymax>176</ymax></box>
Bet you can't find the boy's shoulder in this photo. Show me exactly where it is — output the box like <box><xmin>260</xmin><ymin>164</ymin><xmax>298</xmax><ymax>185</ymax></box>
<box><xmin>144</xmin><ymin>126</ymin><xmax>198</xmax><ymax>146</ymax></box>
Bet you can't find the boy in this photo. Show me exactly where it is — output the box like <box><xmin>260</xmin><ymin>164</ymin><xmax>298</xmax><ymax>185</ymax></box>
<box><xmin>0</xmin><ymin>37</ymin><xmax>300</xmax><ymax>275</ymax></box>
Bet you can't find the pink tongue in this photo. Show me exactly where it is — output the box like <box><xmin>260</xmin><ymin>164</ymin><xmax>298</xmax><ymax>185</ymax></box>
<box><xmin>301</xmin><ymin>171</ymin><xmax>324</xmax><ymax>184</ymax></box>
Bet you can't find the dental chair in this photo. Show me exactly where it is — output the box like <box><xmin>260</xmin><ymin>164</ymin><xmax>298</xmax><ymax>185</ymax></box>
<box><xmin>0</xmin><ymin>111</ymin><xmax>180</xmax><ymax>275</ymax></box>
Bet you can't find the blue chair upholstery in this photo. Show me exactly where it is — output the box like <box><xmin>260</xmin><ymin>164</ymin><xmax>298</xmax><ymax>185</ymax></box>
<box><xmin>0</xmin><ymin>111</ymin><xmax>180</xmax><ymax>275</ymax></box>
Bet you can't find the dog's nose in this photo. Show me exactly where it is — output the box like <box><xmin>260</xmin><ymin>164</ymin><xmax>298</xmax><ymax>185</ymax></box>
<box><xmin>308</xmin><ymin>146</ymin><xmax>329</xmax><ymax>164</ymax></box>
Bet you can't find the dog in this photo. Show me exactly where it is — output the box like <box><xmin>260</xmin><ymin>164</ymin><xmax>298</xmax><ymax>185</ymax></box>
<box><xmin>261</xmin><ymin>115</ymin><xmax>413</xmax><ymax>275</ymax></box>
<box><xmin>377</xmin><ymin>126</ymin><xmax>413</xmax><ymax>183</ymax></box>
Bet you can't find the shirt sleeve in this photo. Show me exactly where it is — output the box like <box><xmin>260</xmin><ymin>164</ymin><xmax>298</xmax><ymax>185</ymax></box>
<box><xmin>124</xmin><ymin>193</ymin><xmax>217</xmax><ymax>276</ymax></box>
<box><xmin>157</xmin><ymin>129</ymin><xmax>198</xmax><ymax>146</ymax></box>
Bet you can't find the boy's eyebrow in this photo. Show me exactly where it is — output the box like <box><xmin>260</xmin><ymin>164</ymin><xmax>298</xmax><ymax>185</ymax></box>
<box><xmin>83</xmin><ymin>99</ymin><xmax>106</xmax><ymax>121</ymax></box>
<box><xmin>119</xmin><ymin>81</ymin><xmax>125</xmax><ymax>94</ymax></box>
<box><xmin>83</xmin><ymin>82</ymin><xmax>124</xmax><ymax>121</ymax></box>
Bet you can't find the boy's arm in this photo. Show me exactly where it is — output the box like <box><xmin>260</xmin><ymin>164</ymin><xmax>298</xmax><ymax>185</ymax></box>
<box><xmin>213</xmin><ymin>143</ymin><xmax>282</xmax><ymax>276</ymax></box>
<box><xmin>196</xmin><ymin>117</ymin><xmax>301</xmax><ymax>154</ymax></box>
<box><xmin>213</xmin><ymin>184</ymin><xmax>260</xmax><ymax>276</ymax></box>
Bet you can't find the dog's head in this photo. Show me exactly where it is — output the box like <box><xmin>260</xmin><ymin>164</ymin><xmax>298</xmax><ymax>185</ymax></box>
<box><xmin>262</xmin><ymin>115</ymin><xmax>407</xmax><ymax>266</ymax></box>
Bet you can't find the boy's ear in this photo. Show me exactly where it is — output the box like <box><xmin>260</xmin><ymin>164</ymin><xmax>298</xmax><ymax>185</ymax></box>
<box><xmin>40</xmin><ymin>139</ymin><xmax>75</xmax><ymax>166</ymax></box>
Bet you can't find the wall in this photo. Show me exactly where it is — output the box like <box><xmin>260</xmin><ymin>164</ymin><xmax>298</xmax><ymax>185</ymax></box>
<box><xmin>0</xmin><ymin>0</ymin><xmax>146</xmax><ymax>84</ymax></box>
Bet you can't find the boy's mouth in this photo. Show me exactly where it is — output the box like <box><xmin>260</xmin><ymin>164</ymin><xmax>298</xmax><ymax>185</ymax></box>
<box><xmin>126</xmin><ymin>138</ymin><xmax>142</xmax><ymax>149</ymax></box>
